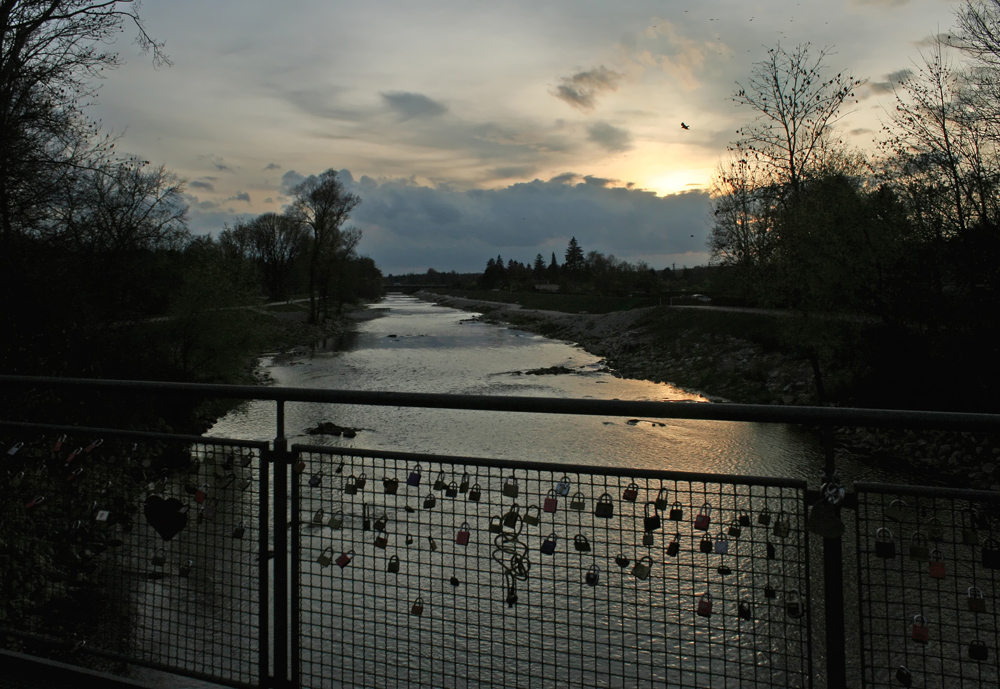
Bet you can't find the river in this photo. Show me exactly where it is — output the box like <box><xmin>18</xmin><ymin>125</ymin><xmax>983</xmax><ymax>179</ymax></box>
<box><xmin>208</xmin><ymin>294</ymin><xmax>850</xmax><ymax>482</ymax></box>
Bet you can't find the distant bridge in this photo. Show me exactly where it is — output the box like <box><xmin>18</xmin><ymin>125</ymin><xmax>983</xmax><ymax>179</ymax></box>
<box><xmin>384</xmin><ymin>284</ymin><xmax>447</xmax><ymax>294</ymax></box>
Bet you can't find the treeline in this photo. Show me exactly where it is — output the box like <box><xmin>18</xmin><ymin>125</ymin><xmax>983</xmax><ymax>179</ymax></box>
<box><xmin>479</xmin><ymin>237</ymin><xmax>665</xmax><ymax>295</ymax></box>
<box><xmin>708</xmin><ymin>2</ymin><xmax>1000</xmax><ymax>409</ymax></box>
<box><xmin>0</xmin><ymin>3</ymin><xmax>381</xmax><ymax>427</ymax></box>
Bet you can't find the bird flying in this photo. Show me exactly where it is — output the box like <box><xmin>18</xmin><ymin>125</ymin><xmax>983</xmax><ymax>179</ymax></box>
<box><xmin>681</xmin><ymin>122</ymin><xmax>690</xmax><ymax>130</ymax></box>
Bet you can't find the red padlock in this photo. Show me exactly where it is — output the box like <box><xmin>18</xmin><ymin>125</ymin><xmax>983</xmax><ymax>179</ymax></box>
<box><xmin>336</xmin><ymin>550</ymin><xmax>354</xmax><ymax>568</ymax></box>
<box><xmin>456</xmin><ymin>522</ymin><xmax>471</xmax><ymax>546</ymax></box>
<box><xmin>694</xmin><ymin>502</ymin><xmax>712</xmax><ymax>531</ymax></box>
<box><xmin>53</xmin><ymin>434</ymin><xmax>66</xmax><ymax>452</ymax></box>
<box><xmin>84</xmin><ymin>438</ymin><xmax>103</xmax><ymax>453</ymax></box>
<box><xmin>543</xmin><ymin>489</ymin><xmax>558</xmax><ymax>514</ymax></box>
<box><xmin>911</xmin><ymin>615</ymin><xmax>929</xmax><ymax>644</ymax></box>
<box><xmin>65</xmin><ymin>447</ymin><xmax>82</xmax><ymax>464</ymax></box>
<box><xmin>194</xmin><ymin>484</ymin><xmax>208</xmax><ymax>504</ymax></box>
<box><xmin>928</xmin><ymin>549</ymin><xmax>945</xmax><ymax>579</ymax></box>
<box><xmin>697</xmin><ymin>592</ymin><xmax>713</xmax><ymax>618</ymax></box>
<box><xmin>623</xmin><ymin>483</ymin><xmax>639</xmax><ymax>502</ymax></box>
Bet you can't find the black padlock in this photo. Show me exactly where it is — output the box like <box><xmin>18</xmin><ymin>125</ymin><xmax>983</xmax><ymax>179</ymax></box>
<box><xmin>669</xmin><ymin>501</ymin><xmax>683</xmax><ymax>521</ymax></box>
<box><xmin>875</xmin><ymin>527</ymin><xmax>896</xmax><ymax>559</ymax></box>
<box><xmin>981</xmin><ymin>536</ymin><xmax>1000</xmax><ymax>569</ymax></box>
<box><xmin>766</xmin><ymin>542</ymin><xmax>776</xmax><ymax>560</ymax></box>
<box><xmin>738</xmin><ymin>512</ymin><xmax>751</xmax><ymax>527</ymax></box>
<box><xmin>700</xmin><ymin>536</ymin><xmax>712</xmax><ymax>554</ymax></box>
<box><xmin>969</xmin><ymin>640</ymin><xmax>989</xmax><ymax>661</ymax></box>
<box><xmin>667</xmin><ymin>534</ymin><xmax>680</xmax><ymax>557</ymax></box>
<box><xmin>764</xmin><ymin>584</ymin><xmax>776</xmax><ymax>599</ymax></box>
<box><xmin>895</xmin><ymin>666</ymin><xmax>912</xmax><ymax>688</ymax></box>
<box><xmin>643</xmin><ymin>503</ymin><xmax>661</xmax><ymax>532</ymax></box>
<box><xmin>738</xmin><ymin>600</ymin><xmax>752</xmax><ymax>620</ymax></box>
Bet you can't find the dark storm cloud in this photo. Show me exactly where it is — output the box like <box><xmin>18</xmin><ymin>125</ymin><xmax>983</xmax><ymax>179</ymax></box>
<box><xmin>553</xmin><ymin>66</ymin><xmax>623</xmax><ymax>111</ymax></box>
<box><xmin>190</xmin><ymin>180</ymin><xmax>215</xmax><ymax>192</ymax></box>
<box><xmin>281</xmin><ymin>170</ymin><xmax>306</xmax><ymax>193</ymax></box>
<box><xmin>336</xmin><ymin>169</ymin><xmax>711</xmax><ymax>273</ymax></box>
<box><xmin>587</xmin><ymin>121</ymin><xmax>632</xmax><ymax>152</ymax></box>
<box><xmin>381</xmin><ymin>91</ymin><xmax>449</xmax><ymax>119</ymax></box>
<box><xmin>230</xmin><ymin>191</ymin><xmax>251</xmax><ymax>203</ymax></box>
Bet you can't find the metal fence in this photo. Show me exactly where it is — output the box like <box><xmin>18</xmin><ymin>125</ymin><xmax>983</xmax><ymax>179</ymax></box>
<box><xmin>1</xmin><ymin>376</ymin><xmax>999</xmax><ymax>689</ymax></box>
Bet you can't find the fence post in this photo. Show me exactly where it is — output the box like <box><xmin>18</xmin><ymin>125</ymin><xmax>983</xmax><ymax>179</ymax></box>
<box><xmin>273</xmin><ymin>400</ymin><xmax>290</xmax><ymax>689</ymax></box>
<box><xmin>822</xmin><ymin>424</ymin><xmax>847</xmax><ymax>688</ymax></box>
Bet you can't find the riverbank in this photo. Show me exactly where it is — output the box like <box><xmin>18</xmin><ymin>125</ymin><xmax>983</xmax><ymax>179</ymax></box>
<box><xmin>417</xmin><ymin>292</ymin><xmax>999</xmax><ymax>489</ymax></box>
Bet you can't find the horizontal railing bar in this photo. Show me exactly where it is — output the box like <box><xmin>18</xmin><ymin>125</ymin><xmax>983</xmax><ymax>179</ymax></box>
<box><xmin>4</xmin><ymin>375</ymin><xmax>1000</xmax><ymax>431</ymax></box>
<box><xmin>0</xmin><ymin>420</ymin><xmax>270</xmax><ymax>450</ymax></box>
<box><xmin>292</xmin><ymin>443</ymin><xmax>809</xmax><ymax>489</ymax></box>
<box><xmin>854</xmin><ymin>481</ymin><xmax>1000</xmax><ymax>502</ymax></box>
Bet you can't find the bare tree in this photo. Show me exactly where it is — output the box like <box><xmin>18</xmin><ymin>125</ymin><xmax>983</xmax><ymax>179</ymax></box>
<box><xmin>248</xmin><ymin>212</ymin><xmax>307</xmax><ymax>301</ymax></box>
<box><xmin>732</xmin><ymin>43</ymin><xmax>866</xmax><ymax>196</ymax></box>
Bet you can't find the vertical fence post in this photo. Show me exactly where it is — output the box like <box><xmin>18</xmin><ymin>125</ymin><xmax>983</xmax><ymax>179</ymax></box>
<box><xmin>822</xmin><ymin>424</ymin><xmax>847</xmax><ymax>689</ymax></box>
<box><xmin>273</xmin><ymin>400</ymin><xmax>289</xmax><ymax>689</ymax></box>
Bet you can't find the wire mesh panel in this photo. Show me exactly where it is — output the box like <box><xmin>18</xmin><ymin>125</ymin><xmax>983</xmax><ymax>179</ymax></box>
<box><xmin>0</xmin><ymin>427</ymin><xmax>267</xmax><ymax>688</ymax></box>
<box><xmin>294</xmin><ymin>446</ymin><xmax>812</xmax><ymax>689</ymax></box>
<box><xmin>855</xmin><ymin>483</ymin><xmax>1000</xmax><ymax>688</ymax></box>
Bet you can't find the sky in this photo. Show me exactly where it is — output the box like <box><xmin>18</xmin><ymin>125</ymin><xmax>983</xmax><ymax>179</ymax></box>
<box><xmin>89</xmin><ymin>0</ymin><xmax>966</xmax><ymax>274</ymax></box>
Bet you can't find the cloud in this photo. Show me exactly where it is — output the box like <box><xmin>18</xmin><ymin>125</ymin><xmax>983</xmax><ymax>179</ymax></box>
<box><xmin>553</xmin><ymin>66</ymin><xmax>623</xmax><ymax>110</ymax></box>
<box><xmin>336</xmin><ymin>169</ymin><xmax>712</xmax><ymax>273</ymax></box>
<box><xmin>190</xmin><ymin>180</ymin><xmax>215</xmax><ymax>192</ymax></box>
<box><xmin>281</xmin><ymin>169</ymin><xmax>306</xmax><ymax>193</ymax></box>
<box><xmin>263</xmin><ymin>162</ymin><xmax>281</xmax><ymax>170</ymax></box>
<box><xmin>229</xmin><ymin>191</ymin><xmax>251</xmax><ymax>203</ymax></box>
<box><xmin>587</xmin><ymin>122</ymin><xmax>633</xmax><ymax>152</ymax></box>
<box><xmin>869</xmin><ymin>68</ymin><xmax>912</xmax><ymax>94</ymax></box>
<box><xmin>381</xmin><ymin>91</ymin><xmax>448</xmax><ymax>119</ymax></box>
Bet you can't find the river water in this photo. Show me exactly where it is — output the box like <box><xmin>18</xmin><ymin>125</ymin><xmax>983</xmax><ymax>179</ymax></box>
<box><xmin>208</xmin><ymin>294</ymin><xmax>846</xmax><ymax>482</ymax></box>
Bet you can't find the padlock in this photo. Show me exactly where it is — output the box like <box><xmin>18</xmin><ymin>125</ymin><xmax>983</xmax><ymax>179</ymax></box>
<box><xmin>928</xmin><ymin>549</ymin><xmax>945</xmax><ymax>578</ymax></box>
<box><xmin>411</xmin><ymin>597</ymin><xmax>424</xmax><ymax>616</ymax></box>
<box><xmin>772</xmin><ymin>511</ymin><xmax>791</xmax><ymax>538</ymax></box>
<box><xmin>407</xmin><ymin>464</ymin><xmax>422</xmax><ymax>487</ymax></box>
<box><xmin>623</xmin><ymin>482</ymin><xmax>639</xmax><ymax>502</ymax></box>
<box><xmin>714</xmin><ymin>532</ymin><xmax>729</xmax><ymax>555</ymax></box>
<box><xmin>374</xmin><ymin>534</ymin><xmax>388</xmax><ymax>549</ymax></box>
<box><xmin>718</xmin><ymin>564</ymin><xmax>732</xmax><ymax>575</ymax></box>
<box><xmin>232</xmin><ymin>521</ymin><xmax>246</xmax><ymax>539</ymax></box>
<box><xmin>84</xmin><ymin>438</ymin><xmax>103</xmax><ymax>453</ymax></box>
<box><xmin>344</xmin><ymin>475</ymin><xmax>358</xmax><ymax>495</ymax></box>
<box><xmin>383</xmin><ymin>477</ymin><xmax>399</xmax><ymax>494</ymax></box>
<box><xmin>667</xmin><ymin>534</ymin><xmax>680</xmax><ymax>557</ymax></box>
<box><xmin>66</xmin><ymin>467</ymin><xmax>83</xmax><ymax>481</ymax></box>
<box><xmin>785</xmin><ymin>589</ymin><xmax>804</xmax><ymax>618</ymax></box>
<box><xmin>434</xmin><ymin>471</ymin><xmax>447</xmax><ymax>491</ymax></box>
<box><xmin>65</xmin><ymin>447</ymin><xmax>81</xmax><ymax>464</ymax></box>
<box><xmin>468</xmin><ymin>483</ymin><xmax>482</xmax><ymax>502</ymax></box>
<box><xmin>241</xmin><ymin>453</ymin><xmax>252</xmax><ymax>468</ymax></box>
<box><xmin>336</xmin><ymin>549</ymin><xmax>354</xmax><ymax>568</ymax></box>
<box><xmin>884</xmin><ymin>499</ymin><xmax>907</xmax><ymax>522</ymax></box>
<box><xmin>615</xmin><ymin>553</ymin><xmax>630</xmax><ymax>568</ymax></box>
<box><xmin>317</xmin><ymin>547</ymin><xmax>334</xmax><ymax>567</ymax></box>
<box><xmin>541</xmin><ymin>533</ymin><xmax>558</xmax><ymax>555</ymax></box>
<box><xmin>758</xmin><ymin>507</ymin><xmax>772</xmax><ymax>526</ymax></box>
<box><xmin>523</xmin><ymin>504</ymin><xmax>540</xmax><ymax>526</ymax></box>
<box><xmin>449</xmin><ymin>576</ymin><xmax>461</xmax><ymax>587</ymax></box>
<box><xmin>459</xmin><ymin>473</ymin><xmax>470</xmax><ymax>493</ymax></box>
<box><xmin>503</xmin><ymin>504</ymin><xmax>521</xmax><ymax>527</ymax></box>
<box><xmin>644</xmin><ymin>503</ymin><xmax>661</xmax><ymax>532</ymax></box>
<box><xmin>574</xmin><ymin>534</ymin><xmax>591</xmax><ymax>552</ymax></box>
<box><xmin>570</xmin><ymin>492</ymin><xmax>586</xmax><ymax>511</ymax></box>
<box><xmin>982</xmin><ymin>536</ymin><xmax>1000</xmax><ymax>569</ymax></box>
<box><xmin>969</xmin><ymin>640</ymin><xmax>989</xmax><ymax>661</ymax></box>
<box><xmin>962</xmin><ymin>509</ymin><xmax>979</xmax><ymax>546</ymax></box>
<box><xmin>356</xmin><ymin>473</ymin><xmax>367</xmax><ymax>490</ymax></box>
<box><xmin>179</xmin><ymin>559</ymin><xmax>193</xmax><ymax>578</ymax></box>
<box><xmin>728</xmin><ymin>519</ymin><xmax>742</xmax><ymax>538</ymax></box>
<box><xmin>631</xmin><ymin>556</ymin><xmax>652</xmax><ymax>580</ymax></box>
<box><xmin>700</xmin><ymin>536</ymin><xmax>713</xmax><ymax>553</ymax></box>
<box><xmin>502</xmin><ymin>476</ymin><xmax>519</xmax><ymax>498</ymax></box>
<box><xmin>312</xmin><ymin>508</ymin><xmax>326</xmax><ymax>526</ymax></box>
<box><xmin>875</xmin><ymin>527</ymin><xmax>896</xmax><ymax>559</ymax></box>
<box><xmin>654</xmin><ymin>488</ymin><xmax>669</xmax><ymax>511</ymax></box>
<box><xmin>53</xmin><ymin>435</ymin><xmax>66</xmax><ymax>453</ymax></box>
<box><xmin>406</xmin><ymin>533</ymin><xmax>414</xmax><ymax>545</ymax></box>
<box><xmin>151</xmin><ymin>549</ymin><xmax>167</xmax><ymax>567</ymax></box>
<box><xmin>694</xmin><ymin>503</ymin><xmax>712</xmax><ymax>531</ymax></box>
<box><xmin>195</xmin><ymin>484</ymin><xmax>208</xmax><ymax>504</ymax></box>
<box><xmin>374</xmin><ymin>513</ymin><xmax>388</xmax><ymax>532</ymax></box>
<box><xmin>423</xmin><ymin>493</ymin><xmax>437</xmax><ymax>509</ymax></box>
<box><xmin>294</xmin><ymin>460</ymin><xmax>306</xmax><ymax>474</ymax></box>
<box><xmin>738</xmin><ymin>600</ymin><xmax>752</xmax><ymax>620</ymax></box>
<box><xmin>446</xmin><ymin>481</ymin><xmax>458</xmax><ymax>498</ymax></box>
<box><xmin>585</xmin><ymin>564</ymin><xmax>600</xmax><ymax>586</ymax></box>
<box><xmin>909</xmin><ymin>531</ymin><xmax>930</xmax><ymax>561</ymax></box>
<box><xmin>328</xmin><ymin>510</ymin><xmax>343</xmax><ymax>529</ymax></box>
<box><xmin>387</xmin><ymin>555</ymin><xmax>400</xmax><ymax>573</ymax></box>
<box><xmin>968</xmin><ymin>586</ymin><xmax>987</xmax><ymax>613</ymax></box>
<box><xmin>237</xmin><ymin>478</ymin><xmax>251</xmax><ymax>491</ymax></box>
<box><xmin>308</xmin><ymin>473</ymin><xmax>322</xmax><ymax>488</ymax></box>
<box><xmin>428</xmin><ymin>537</ymin><xmax>437</xmax><ymax>552</ymax></box>
<box><xmin>696</xmin><ymin>592</ymin><xmax>713</xmax><ymax>618</ymax></box>
<box><xmin>738</xmin><ymin>512</ymin><xmax>751</xmax><ymax>527</ymax></box>
<box><xmin>95</xmin><ymin>508</ymin><xmax>111</xmax><ymax>522</ymax></box>
<box><xmin>925</xmin><ymin>516</ymin><xmax>943</xmax><ymax>541</ymax></box>
<box><xmin>642</xmin><ymin>532</ymin><xmax>654</xmax><ymax>546</ymax></box>
<box><xmin>543</xmin><ymin>489</ymin><xmax>558</xmax><ymax>513</ymax></box>
<box><xmin>6</xmin><ymin>441</ymin><xmax>23</xmax><ymax>456</ymax></box>
<box><xmin>456</xmin><ymin>522</ymin><xmax>471</xmax><ymax>546</ymax></box>
<box><xmin>594</xmin><ymin>493</ymin><xmax>614</xmax><ymax>518</ymax></box>
<box><xmin>669</xmin><ymin>502</ymin><xmax>684</xmax><ymax>521</ymax></box>
<box><xmin>556</xmin><ymin>475</ymin><xmax>571</xmax><ymax>496</ymax></box>
<box><xmin>911</xmin><ymin>615</ymin><xmax>928</xmax><ymax>644</ymax></box>
<box><xmin>362</xmin><ymin>504</ymin><xmax>371</xmax><ymax>531</ymax></box>
<box><xmin>488</xmin><ymin>516</ymin><xmax>503</xmax><ymax>534</ymax></box>
<box><xmin>766</xmin><ymin>542</ymin><xmax>776</xmax><ymax>560</ymax></box>
<box><xmin>764</xmin><ymin>584</ymin><xmax>777</xmax><ymax>599</ymax></box>
<box><xmin>895</xmin><ymin>666</ymin><xmax>913</xmax><ymax>688</ymax></box>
